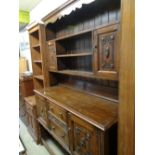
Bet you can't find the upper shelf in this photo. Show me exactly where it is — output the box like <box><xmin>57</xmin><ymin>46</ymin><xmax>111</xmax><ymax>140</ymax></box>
<box><xmin>30</xmin><ymin>29</ymin><xmax>39</xmax><ymax>39</ymax></box>
<box><xmin>55</xmin><ymin>29</ymin><xmax>92</xmax><ymax>41</ymax></box>
<box><xmin>32</xmin><ymin>44</ymin><xmax>40</xmax><ymax>48</ymax></box>
<box><xmin>56</xmin><ymin>52</ymin><xmax>92</xmax><ymax>58</ymax></box>
<box><xmin>45</xmin><ymin>0</ymin><xmax>120</xmax><ymax>41</ymax></box>
<box><xmin>33</xmin><ymin>60</ymin><xmax>42</xmax><ymax>63</ymax></box>
<box><xmin>46</xmin><ymin>22</ymin><xmax>119</xmax><ymax>42</ymax></box>
<box><xmin>34</xmin><ymin>75</ymin><xmax>44</xmax><ymax>81</ymax></box>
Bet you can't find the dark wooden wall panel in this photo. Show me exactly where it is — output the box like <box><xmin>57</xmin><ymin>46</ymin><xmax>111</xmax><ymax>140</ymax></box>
<box><xmin>118</xmin><ymin>0</ymin><xmax>135</xmax><ymax>154</ymax></box>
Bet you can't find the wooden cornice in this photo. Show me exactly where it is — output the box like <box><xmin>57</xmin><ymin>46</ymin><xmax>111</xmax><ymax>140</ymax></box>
<box><xmin>42</xmin><ymin>0</ymin><xmax>79</xmax><ymax>23</ymax></box>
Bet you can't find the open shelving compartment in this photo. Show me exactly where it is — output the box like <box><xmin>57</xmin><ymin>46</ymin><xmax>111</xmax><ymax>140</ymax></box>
<box><xmin>40</xmin><ymin>124</ymin><xmax>70</xmax><ymax>155</ymax></box>
<box><xmin>45</xmin><ymin>0</ymin><xmax>120</xmax><ymax>80</ymax></box>
<box><xmin>28</xmin><ymin>24</ymin><xmax>46</xmax><ymax>89</ymax></box>
<box><xmin>45</xmin><ymin>0</ymin><xmax>120</xmax><ymax>99</ymax></box>
<box><xmin>56</xmin><ymin>31</ymin><xmax>93</xmax><ymax>73</ymax></box>
<box><xmin>30</xmin><ymin>29</ymin><xmax>40</xmax><ymax>46</ymax></box>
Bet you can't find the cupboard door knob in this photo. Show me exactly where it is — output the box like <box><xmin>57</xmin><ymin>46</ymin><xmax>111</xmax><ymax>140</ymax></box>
<box><xmin>48</xmin><ymin>42</ymin><xmax>52</xmax><ymax>46</ymax></box>
<box><xmin>110</xmin><ymin>35</ymin><xmax>114</xmax><ymax>40</ymax></box>
<box><xmin>102</xmin><ymin>37</ymin><xmax>105</xmax><ymax>41</ymax></box>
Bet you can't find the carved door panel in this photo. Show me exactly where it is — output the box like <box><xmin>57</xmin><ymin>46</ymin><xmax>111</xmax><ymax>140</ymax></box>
<box><xmin>93</xmin><ymin>24</ymin><xmax>119</xmax><ymax>80</ymax></box>
<box><xmin>68</xmin><ymin>113</ymin><xmax>99</xmax><ymax>155</ymax></box>
<box><xmin>47</xmin><ymin>41</ymin><xmax>57</xmax><ymax>71</ymax></box>
<box><xmin>35</xmin><ymin>95</ymin><xmax>48</xmax><ymax>127</ymax></box>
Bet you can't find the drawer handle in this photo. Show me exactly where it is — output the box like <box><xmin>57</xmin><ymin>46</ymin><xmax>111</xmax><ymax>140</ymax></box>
<box><xmin>51</xmin><ymin>126</ymin><xmax>55</xmax><ymax>130</ymax></box>
<box><xmin>59</xmin><ymin>112</ymin><xmax>63</xmax><ymax>117</ymax></box>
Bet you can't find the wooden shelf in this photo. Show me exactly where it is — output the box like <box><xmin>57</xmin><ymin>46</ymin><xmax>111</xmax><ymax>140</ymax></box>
<box><xmin>47</xmin><ymin>22</ymin><xmax>119</xmax><ymax>42</ymax></box>
<box><xmin>33</xmin><ymin>60</ymin><xmax>42</xmax><ymax>63</ymax></box>
<box><xmin>57</xmin><ymin>52</ymin><xmax>92</xmax><ymax>58</ymax></box>
<box><xmin>32</xmin><ymin>44</ymin><xmax>40</xmax><ymax>49</ymax></box>
<box><xmin>51</xmin><ymin>69</ymin><xmax>93</xmax><ymax>78</ymax></box>
<box><xmin>30</xmin><ymin>29</ymin><xmax>39</xmax><ymax>38</ymax></box>
<box><xmin>50</xmin><ymin>70</ymin><xmax>118</xmax><ymax>81</ymax></box>
<box><xmin>54</xmin><ymin>29</ymin><xmax>92</xmax><ymax>41</ymax></box>
<box><xmin>34</xmin><ymin>75</ymin><xmax>44</xmax><ymax>80</ymax></box>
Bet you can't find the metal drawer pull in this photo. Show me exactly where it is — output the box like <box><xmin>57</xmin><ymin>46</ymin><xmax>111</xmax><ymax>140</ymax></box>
<box><xmin>51</xmin><ymin>126</ymin><xmax>55</xmax><ymax>130</ymax></box>
<box><xmin>59</xmin><ymin>112</ymin><xmax>63</xmax><ymax>117</ymax></box>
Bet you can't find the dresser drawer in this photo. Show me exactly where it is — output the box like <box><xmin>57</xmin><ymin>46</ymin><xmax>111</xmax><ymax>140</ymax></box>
<box><xmin>48</xmin><ymin>101</ymin><xmax>67</xmax><ymax>123</ymax></box>
<box><xmin>49</xmin><ymin>116</ymin><xmax>69</xmax><ymax>147</ymax></box>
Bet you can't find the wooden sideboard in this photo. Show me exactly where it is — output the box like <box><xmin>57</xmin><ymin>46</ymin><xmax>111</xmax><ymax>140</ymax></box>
<box><xmin>34</xmin><ymin>86</ymin><xmax>117</xmax><ymax>155</ymax></box>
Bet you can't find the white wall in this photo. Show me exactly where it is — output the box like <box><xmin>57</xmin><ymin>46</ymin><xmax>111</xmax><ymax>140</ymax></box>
<box><xmin>19</xmin><ymin>29</ymin><xmax>32</xmax><ymax>72</ymax></box>
<box><xmin>30</xmin><ymin>0</ymin><xmax>67</xmax><ymax>22</ymax></box>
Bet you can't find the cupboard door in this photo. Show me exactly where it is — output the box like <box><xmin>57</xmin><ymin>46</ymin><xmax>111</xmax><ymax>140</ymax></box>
<box><xmin>68</xmin><ymin>113</ymin><xmax>99</xmax><ymax>155</ymax></box>
<box><xmin>35</xmin><ymin>95</ymin><xmax>48</xmax><ymax>127</ymax></box>
<box><xmin>93</xmin><ymin>24</ymin><xmax>119</xmax><ymax>80</ymax></box>
<box><xmin>47</xmin><ymin>41</ymin><xmax>57</xmax><ymax>71</ymax></box>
